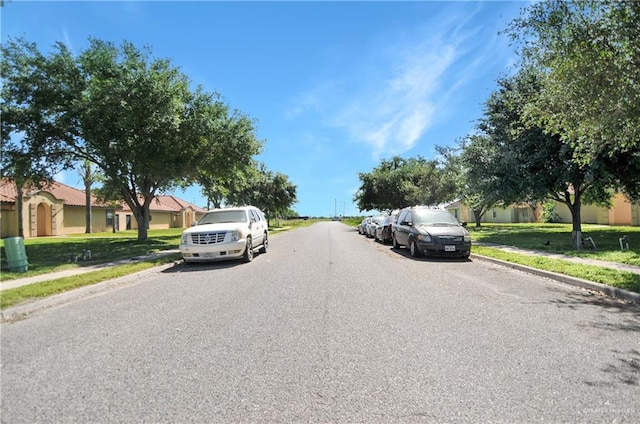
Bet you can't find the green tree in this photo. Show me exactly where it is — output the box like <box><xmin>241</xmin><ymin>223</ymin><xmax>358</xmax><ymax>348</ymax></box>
<box><xmin>438</xmin><ymin>137</ymin><xmax>503</xmax><ymax>227</ymax></box>
<box><xmin>2</xmin><ymin>37</ymin><xmax>262</xmax><ymax>242</ymax></box>
<box><xmin>478</xmin><ymin>69</ymin><xmax>614</xmax><ymax>248</ymax></box>
<box><xmin>195</xmin><ymin>111</ymin><xmax>262</xmax><ymax>209</ymax></box>
<box><xmin>227</xmin><ymin>164</ymin><xmax>297</xmax><ymax>226</ymax></box>
<box><xmin>1</xmin><ymin>38</ymin><xmax>74</xmax><ymax>237</ymax></box>
<box><xmin>507</xmin><ymin>0</ymin><xmax>640</xmax><ymax>200</ymax></box>
<box><xmin>354</xmin><ymin>156</ymin><xmax>455</xmax><ymax>213</ymax></box>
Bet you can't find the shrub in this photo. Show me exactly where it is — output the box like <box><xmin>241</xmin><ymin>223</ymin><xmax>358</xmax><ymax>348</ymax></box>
<box><xmin>541</xmin><ymin>202</ymin><xmax>561</xmax><ymax>223</ymax></box>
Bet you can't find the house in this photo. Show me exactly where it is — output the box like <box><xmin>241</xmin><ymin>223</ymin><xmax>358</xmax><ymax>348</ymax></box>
<box><xmin>119</xmin><ymin>195</ymin><xmax>206</xmax><ymax>231</ymax></box>
<box><xmin>0</xmin><ymin>179</ymin><xmax>207</xmax><ymax>238</ymax></box>
<box><xmin>445</xmin><ymin>194</ymin><xmax>640</xmax><ymax>226</ymax></box>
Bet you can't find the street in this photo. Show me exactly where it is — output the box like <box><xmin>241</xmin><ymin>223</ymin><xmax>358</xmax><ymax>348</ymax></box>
<box><xmin>1</xmin><ymin>221</ymin><xmax>639</xmax><ymax>423</ymax></box>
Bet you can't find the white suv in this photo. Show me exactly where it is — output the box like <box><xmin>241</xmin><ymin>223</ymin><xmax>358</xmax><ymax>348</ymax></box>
<box><xmin>180</xmin><ymin>206</ymin><xmax>268</xmax><ymax>263</ymax></box>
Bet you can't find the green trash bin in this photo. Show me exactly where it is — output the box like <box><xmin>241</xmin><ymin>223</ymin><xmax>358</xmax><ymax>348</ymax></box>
<box><xmin>4</xmin><ymin>236</ymin><xmax>29</xmax><ymax>273</ymax></box>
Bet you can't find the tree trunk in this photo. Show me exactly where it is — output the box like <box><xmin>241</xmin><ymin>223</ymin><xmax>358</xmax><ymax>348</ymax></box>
<box><xmin>121</xmin><ymin>188</ymin><xmax>152</xmax><ymax>242</ymax></box>
<box><xmin>83</xmin><ymin>163</ymin><xmax>93</xmax><ymax>233</ymax></box>
<box><xmin>136</xmin><ymin>213</ymin><xmax>149</xmax><ymax>241</ymax></box>
<box><xmin>529</xmin><ymin>202</ymin><xmax>539</xmax><ymax>222</ymax></box>
<box><xmin>134</xmin><ymin>201</ymin><xmax>152</xmax><ymax>242</ymax></box>
<box><xmin>84</xmin><ymin>184</ymin><xmax>92</xmax><ymax>233</ymax></box>
<box><xmin>473</xmin><ymin>209</ymin><xmax>483</xmax><ymax>227</ymax></box>
<box><xmin>16</xmin><ymin>184</ymin><xmax>25</xmax><ymax>238</ymax></box>
<box><xmin>569</xmin><ymin>191</ymin><xmax>583</xmax><ymax>250</ymax></box>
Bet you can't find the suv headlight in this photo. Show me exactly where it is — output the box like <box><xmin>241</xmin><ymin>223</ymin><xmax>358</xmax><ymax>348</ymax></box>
<box><xmin>416</xmin><ymin>234</ymin><xmax>432</xmax><ymax>242</ymax></box>
<box><xmin>231</xmin><ymin>230</ymin><xmax>241</xmax><ymax>242</ymax></box>
<box><xmin>181</xmin><ymin>233</ymin><xmax>188</xmax><ymax>244</ymax></box>
<box><xmin>464</xmin><ymin>235</ymin><xmax>471</xmax><ymax>243</ymax></box>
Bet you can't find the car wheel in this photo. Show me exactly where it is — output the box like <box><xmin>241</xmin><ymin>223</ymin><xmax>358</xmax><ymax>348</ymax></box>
<box><xmin>243</xmin><ymin>237</ymin><xmax>254</xmax><ymax>263</ymax></box>
<box><xmin>392</xmin><ymin>234</ymin><xmax>400</xmax><ymax>249</ymax></box>
<box><xmin>259</xmin><ymin>232</ymin><xmax>268</xmax><ymax>254</ymax></box>
<box><xmin>410</xmin><ymin>239</ymin><xmax>421</xmax><ymax>258</ymax></box>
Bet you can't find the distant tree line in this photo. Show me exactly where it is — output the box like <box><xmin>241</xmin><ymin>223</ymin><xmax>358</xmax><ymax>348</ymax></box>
<box><xmin>1</xmin><ymin>37</ymin><xmax>297</xmax><ymax>241</ymax></box>
<box><xmin>354</xmin><ymin>0</ymin><xmax>640</xmax><ymax>249</ymax></box>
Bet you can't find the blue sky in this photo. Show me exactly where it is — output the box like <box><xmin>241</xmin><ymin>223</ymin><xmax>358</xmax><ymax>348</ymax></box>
<box><xmin>3</xmin><ymin>1</ymin><xmax>525</xmax><ymax>217</ymax></box>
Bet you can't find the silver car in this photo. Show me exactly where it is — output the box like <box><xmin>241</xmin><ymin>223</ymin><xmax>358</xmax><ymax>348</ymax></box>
<box><xmin>180</xmin><ymin>206</ymin><xmax>268</xmax><ymax>263</ymax></box>
<box><xmin>366</xmin><ymin>215</ymin><xmax>385</xmax><ymax>238</ymax></box>
<box><xmin>374</xmin><ymin>214</ymin><xmax>397</xmax><ymax>244</ymax></box>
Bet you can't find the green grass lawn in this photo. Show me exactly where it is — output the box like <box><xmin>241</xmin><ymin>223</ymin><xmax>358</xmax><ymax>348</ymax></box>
<box><xmin>467</xmin><ymin>223</ymin><xmax>640</xmax><ymax>266</ymax></box>
<box><xmin>1</xmin><ymin>229</ymin><xmax>185</xmax><ymax>282</ymax></box>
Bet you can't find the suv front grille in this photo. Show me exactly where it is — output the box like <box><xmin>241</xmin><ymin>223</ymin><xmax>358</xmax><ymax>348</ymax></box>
<box><xmin>191</xmin><ymin>231</ymin><xmax>227</xmax><ymax>245</ymax></box>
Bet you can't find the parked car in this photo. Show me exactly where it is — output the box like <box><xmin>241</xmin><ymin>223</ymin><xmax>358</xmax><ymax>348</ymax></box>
<box><xmin>358</xmin><ymin>217</ymin><xmax>372</xmax><ymax>235</ymax></box>
<box><xmin>374</xmin><ymin>214</ymin><xmax>397</xmax><ymax>244</ymax></box>
<box><xmin>366</xmin><ymin>215</ymin><xmax>385</xmax><ymax>238</ymax></box>
<box><xmin>392</xmin><ymin>206</ymin><xmax>471</xmax><ymax>258</ymax></box>
<box><xmin>179</xmin><ymin>206</ymin><xmax>268</xmax><ymax>263</ymax></box>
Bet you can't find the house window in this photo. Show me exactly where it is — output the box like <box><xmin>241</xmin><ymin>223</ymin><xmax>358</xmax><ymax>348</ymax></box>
<box><xmin>106</xmin><ymin>209</ymin><xmax>115</xmax><ymax>226</ymax></box>
<box><xmin>454</xmin><ymin>209</ymin><xmax>459</xmax><ymax>219</ymax></box>
<box><xmin>492</xmin><ymin>210</ymin><xmax>497</xmax><ymax>218</ymax></box>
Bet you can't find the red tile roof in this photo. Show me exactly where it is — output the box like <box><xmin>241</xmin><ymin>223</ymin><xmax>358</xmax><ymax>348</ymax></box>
<box><xmin>0</xmin><ymin>178</ymin><xmax>111</xmax><ymax>207</ymax></box>
<box><xmin>120</xmin><ymin>195</ymin><xmax>207</xmax><ymax>213</ymax></box>
<box><xmin>1</xmin><ymin>179</ymin><xmax>204</xmax><ymax>212</ymax></box>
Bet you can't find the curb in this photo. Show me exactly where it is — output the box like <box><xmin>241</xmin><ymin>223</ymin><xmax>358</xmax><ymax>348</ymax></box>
<box><xmin>471</xmin><ymin>253</ymin><xmax>640</xmax><ymax>305</ymax></box>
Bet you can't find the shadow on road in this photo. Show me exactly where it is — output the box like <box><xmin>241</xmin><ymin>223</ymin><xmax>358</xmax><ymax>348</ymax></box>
<box><xmin>585</xmin><ymin>349</ymin><xmax>640</xmax><ymax>388</ymax></box>
<box><xmin>161</xmin><ymin>259</ymin><xmax>246</xmax><ymax>273</ymax></box>
<box><xmin>389</xmin><ymin>246</ymin><xmax>472</xmax><ymax>263</ymax></box>
<box><xmin>548</xmin><ymin>288</ymin><xmax>640</xmax><ymax>316</ymax></box>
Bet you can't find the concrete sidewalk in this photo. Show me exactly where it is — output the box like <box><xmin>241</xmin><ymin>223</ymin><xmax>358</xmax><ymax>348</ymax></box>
<box><xmin>474</xmin><ymin>242</ymin><xmax>640</xmax><ymax>275</ymax></box>
<box><xmin>0</xmin><ymin>249</ymin><xmax>180</xmax><ymax>292</ymax></box>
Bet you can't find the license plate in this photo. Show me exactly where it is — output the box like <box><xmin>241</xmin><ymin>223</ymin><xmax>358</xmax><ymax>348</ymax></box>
<box><xmin>444</xmin><ymin>245</ymin><xmax>456</xmax><ymax>252</ymax></box>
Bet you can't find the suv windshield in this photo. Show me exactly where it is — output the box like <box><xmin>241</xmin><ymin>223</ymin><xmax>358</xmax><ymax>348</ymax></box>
<box><xmin>413</xmin><ymin>210</ymin><xmax>459</xmax><ymax>226</ymax></box>
<box><xmin>199</xmin><ymin>210</ymin><xmax>247</xmax><ymax>225</ymax></box>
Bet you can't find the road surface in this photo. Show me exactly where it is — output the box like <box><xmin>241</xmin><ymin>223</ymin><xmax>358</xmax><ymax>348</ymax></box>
<box><xmin>1</xmin><ymin>221</ymin><xmax>639</xmax><ymax>422</ymax></box>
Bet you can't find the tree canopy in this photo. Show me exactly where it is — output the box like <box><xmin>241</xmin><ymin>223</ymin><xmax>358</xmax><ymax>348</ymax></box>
<box><xmin>1</xmin><ymin>37</ymin><xmax>270</xmax><ymax>241</ymax></box>
<box><xmin>354</xmin><ymin>156</ymin><xmax>455</xmax><ymax>213</ymax></box>
<box><xmin>226</xmin><ymin>164</ymin><xmax>298</xmax><ymax>225</ymax></box>
<box><xmin>507</xmin><ymin>0</ymin><xmax>640</xmax><ymax>200</ymax></box>
<box><xmin>473</xmin><ymin>69</ymin><xmax>614</xmax><ymax>245</ymax></box>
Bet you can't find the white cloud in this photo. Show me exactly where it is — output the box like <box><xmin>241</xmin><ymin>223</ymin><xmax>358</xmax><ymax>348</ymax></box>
<box><xmin>337</xmin><ymin>39</ymin><xmax>456</xmax><ymax>159</ymax></box>
<box><xmin>61</xmin><ymin>28</ymin><xmax>76</xmax><ymax>55</ymax></box>
<box><xmin>285</xmin><ymin>1</ymin><xmax>515</xmax><ymax>161</ymax></box>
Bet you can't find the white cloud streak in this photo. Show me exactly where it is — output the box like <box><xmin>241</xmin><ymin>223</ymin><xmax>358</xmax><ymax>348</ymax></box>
<box><xmin>285</xmin><ymin>2</ymin><xmax>513</xmax><ymax>160</ymax></box>
<box><xmin>336</xmin><ymin>39</ymin><xmax>456</xmax><ymax>159</ymax></box>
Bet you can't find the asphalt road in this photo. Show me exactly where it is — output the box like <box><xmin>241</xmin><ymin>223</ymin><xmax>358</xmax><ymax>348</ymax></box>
<box><xmin>1</xmin><ymin>221</ymin><xmax>639</xmax><ymax>423</ymax></box>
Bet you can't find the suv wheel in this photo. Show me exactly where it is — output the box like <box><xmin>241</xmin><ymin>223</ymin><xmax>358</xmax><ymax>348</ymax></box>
<box><xmin>259</xmin><ymin>232</ymin><xmax>268</xmax><ymax>254</ymax></box>
<box><xmin>243</xmin><ymin>237</ymin><xmax>254</xmax><ymax>263</ymax></box>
